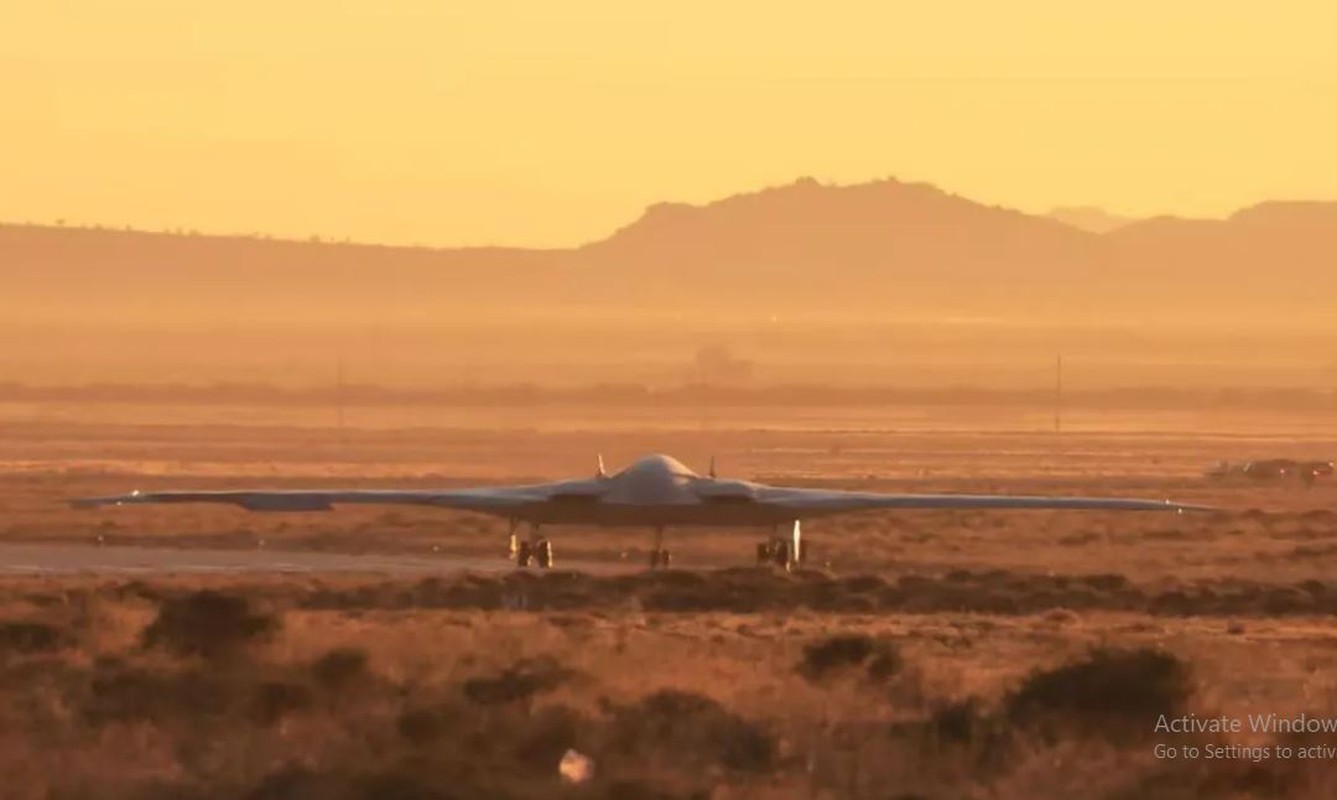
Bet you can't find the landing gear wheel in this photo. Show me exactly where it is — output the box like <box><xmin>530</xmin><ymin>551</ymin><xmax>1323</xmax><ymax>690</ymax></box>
<box><xmin>773</xmin><ymin>541</ymin><xmax>792</xmax><ymax>571</ymax></box>
<box><xmin>756</xmin><ymin>542</ymin><xmax>773</xmax><ymax>566</ymax></box>
<box><xmin>535</xmin><ymin>538</ymin><xmax>554</xmax><ymax>569</ymax></box>
<box><xmin>516</xmin><ymin>541</ymin><xmax>533</xmax><ymax>568</ymax></box>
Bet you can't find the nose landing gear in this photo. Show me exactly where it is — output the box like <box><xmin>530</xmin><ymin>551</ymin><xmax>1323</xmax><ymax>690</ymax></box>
<box><xmin>646</xmin><ymin>525</ymin><xmax>672</xmax><ymax>569</ymax></box>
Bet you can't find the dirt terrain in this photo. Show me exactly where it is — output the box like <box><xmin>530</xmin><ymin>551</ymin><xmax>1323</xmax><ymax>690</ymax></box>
<box><xmin>3</xmin><ymin>404</ymin><xmax>1337</xmax><ymax>797</ymax></box>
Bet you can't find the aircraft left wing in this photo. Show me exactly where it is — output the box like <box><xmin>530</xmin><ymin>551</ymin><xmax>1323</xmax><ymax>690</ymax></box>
<box><xmin>70</xmin><ymin>485</ymin><xmax>563</xmax><ymax>515</ymax></box>
<box><xmin>755</xmin><ymin>487</ymin><xmax>1212</xmax><ymax>514</ymax></box>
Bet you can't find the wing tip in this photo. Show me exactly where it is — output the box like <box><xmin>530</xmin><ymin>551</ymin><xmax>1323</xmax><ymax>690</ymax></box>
<box><xmin>69</xmin><ymin>490</ymin><xmax>143</xmax><ymax>509</ymax></box>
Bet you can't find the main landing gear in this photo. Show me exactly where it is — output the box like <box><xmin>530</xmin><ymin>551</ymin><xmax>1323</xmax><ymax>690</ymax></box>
<box><xmin>511</xmin><ymin>521</ymin><xmax>555</xmax><ymax>569</ymax></box>
<box><xmin>756</xmin><ymin>520</ymin><xmax>803</xmax><ymax>571</ymax></box>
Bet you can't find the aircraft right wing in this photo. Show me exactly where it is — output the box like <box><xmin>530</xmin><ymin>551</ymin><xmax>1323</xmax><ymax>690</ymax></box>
<box><xmin>754</xmin><ymin>486</ymin><xmax>1213</xmax><ymax>515</ymax></box>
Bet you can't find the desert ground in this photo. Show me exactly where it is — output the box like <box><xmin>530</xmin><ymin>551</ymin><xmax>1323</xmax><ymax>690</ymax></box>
<box><xmin>3</xmin><ymin>402</ymin><xmax>1337</xmax><ymax>798</ymax></box>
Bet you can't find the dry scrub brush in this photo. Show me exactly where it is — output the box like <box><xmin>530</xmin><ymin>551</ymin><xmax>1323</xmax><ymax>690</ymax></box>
<box><xmin>0</xmin><ymin>584</ymin><xmax>1333</xmax><ymax>799</ymax></box>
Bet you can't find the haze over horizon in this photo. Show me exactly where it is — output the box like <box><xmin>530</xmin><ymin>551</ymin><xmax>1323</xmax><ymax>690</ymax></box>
<box><xmin>3</xmin><ymin>1</ymin><xmax>1334</xmax><ymax>247</ymax></box>
<box><xmin>4</xmin><ymin>174</ymin><xmax>1331</xmax><ymax>250</ymax></box>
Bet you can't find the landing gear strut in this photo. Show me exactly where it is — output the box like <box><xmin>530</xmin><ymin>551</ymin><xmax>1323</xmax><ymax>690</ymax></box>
<box><xmin>534</xmin><ymin>538</ymin><xmax>554</xmax><ymax>569</ymax></box>
<box><xmin>648</xmin><ymin>526</ymin><xmax>672</xmax><ymax>569</ymax></box>
<box><xmin>757</xmin><ymin>520</ymin><xmax>802</xmax><ymax>571</ymax></box>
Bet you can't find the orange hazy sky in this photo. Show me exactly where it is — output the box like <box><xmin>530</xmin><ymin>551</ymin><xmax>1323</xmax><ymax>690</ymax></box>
<box><xmin>2</xmin><ymin>1</ymin><xmax>1334</xmax><ymax>247</ymax></box>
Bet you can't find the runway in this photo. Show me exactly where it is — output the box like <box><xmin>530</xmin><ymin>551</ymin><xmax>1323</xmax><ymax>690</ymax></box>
<box><xmin>0</xmin><ymin>542</ymin><xmax>600</xmax><ymax>576</ymax></box>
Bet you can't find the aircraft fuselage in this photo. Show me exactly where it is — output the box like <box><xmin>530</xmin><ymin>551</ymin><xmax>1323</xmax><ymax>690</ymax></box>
<box><xmin>511</xmin><ymin>501</ymin><xmax>796</xmax><ymax>527</ymax></box>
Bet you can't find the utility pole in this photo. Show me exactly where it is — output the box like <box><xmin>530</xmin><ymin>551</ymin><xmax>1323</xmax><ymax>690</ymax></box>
<box><xmin>1053</xmin><ymin>354</ymin><xmax>1063</xmax><ymax>434</ymax></box>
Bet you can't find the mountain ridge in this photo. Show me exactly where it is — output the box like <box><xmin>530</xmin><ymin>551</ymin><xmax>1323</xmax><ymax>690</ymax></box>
<box><xmin>4</xmin><ymin>177</ymin><xmax>1336</xmax><ymax>322</ymax></box>
<box><xmin>6</xmin><ymin>176</ymin><xmax>1334</xmax><ymax>251</ymax></box>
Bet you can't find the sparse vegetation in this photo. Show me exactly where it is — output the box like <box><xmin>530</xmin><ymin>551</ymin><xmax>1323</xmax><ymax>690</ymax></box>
<box><xmin>1006</xmin><ymin>647</ymin><xmax>1193</xmax><ymax>742</ymax></box>
<box><xmin>0</xmin><ymin>620</ymin><xmax>70</xmax><ymax>655</ymax></box>
<box><xmin>461</xmin><ymin>656</ymin><xmax>577</xmax><ymax>706</ymax></box>
<box><xmin>309</xmin><ymin>646</ymin><xmax>371</xmax><ymax>691</ymax></box>
<box><xmin>141</xmin><ymin>590</ymin><xmax>280</xmax><ymax>659</ymax></box>
<box><xmin>798</xmin><ymin>632</ymin><xmax>903</xmax><ymax>682</ymax></box>
<box><xmin>0</xmin><ymin>580</ymin><xmax>1332</xmax><ymax>799</ymax></box>
<box><xmin>608</xmin><ymin>689</ymin><xmax>776</xmax><ymax>773</ymax></box>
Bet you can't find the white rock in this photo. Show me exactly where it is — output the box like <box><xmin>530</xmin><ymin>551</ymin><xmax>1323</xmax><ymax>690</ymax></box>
<box><xmin>558</xmin><ymin>748</ymin><xmax>594</xmax><ymax>784</ymax></box>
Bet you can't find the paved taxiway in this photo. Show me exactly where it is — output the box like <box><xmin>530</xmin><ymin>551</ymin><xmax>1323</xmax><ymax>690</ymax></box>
<box><xmin>0</xmin><ymin>542</ymin><xmax>602</xmax><ymax>576</ymax></box>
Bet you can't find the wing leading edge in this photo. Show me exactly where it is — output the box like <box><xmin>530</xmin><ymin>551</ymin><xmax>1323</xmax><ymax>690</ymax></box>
<box><xmin>70</xmin><ymin>487</ymin><xmax>550</xmax><ymax>514</ymax></box>
<box><xmin>70</xmin><ymin>477</ymin><xmax>1210</xmax><ymax>518</ymax></box>
<box><xmin>759</xmin><ymin>487</ymin><xmax>1212</xmax><ymax>514</ymax></box>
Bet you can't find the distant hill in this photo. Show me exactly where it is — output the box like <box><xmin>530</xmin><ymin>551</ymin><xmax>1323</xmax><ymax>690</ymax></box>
<box><xmin>1048</xmin><ymin>206</ymin><xmax>1136</xmax><ymax>233</ymax></box>
<box><xmin>4</xmin><ymin>178</ymin><xmax>1336</xmax><ymax>324</ymax></box>
<box><xmin>584</xmin><ymin>178</ymin><xmax>1094</xmax><ymax>278</ymax></box>
<box><xmin>1101</xmin><ymin>201</ymin><xmax>1337</xmax><ymax>312</ymax></box>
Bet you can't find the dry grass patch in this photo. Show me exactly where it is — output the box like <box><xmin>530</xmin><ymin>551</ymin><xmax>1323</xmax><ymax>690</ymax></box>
<box><xmin>0</xmin><ymin>579</ymin><xmax>1334</xmax><ymax>798</ymax></box>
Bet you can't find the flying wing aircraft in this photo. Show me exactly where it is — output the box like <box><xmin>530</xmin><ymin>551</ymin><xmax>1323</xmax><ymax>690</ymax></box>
<box><xmin>74</xmin><ymin>453</ymin><xmax>1209</xmax><ymax>570</ymax></box>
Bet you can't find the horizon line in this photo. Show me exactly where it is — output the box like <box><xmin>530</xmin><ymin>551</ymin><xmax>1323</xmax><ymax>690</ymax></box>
<box><xmin>3</xmin><ymin>175</ymin><xmax>1330</xmax><ymax>252</ymax></box>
